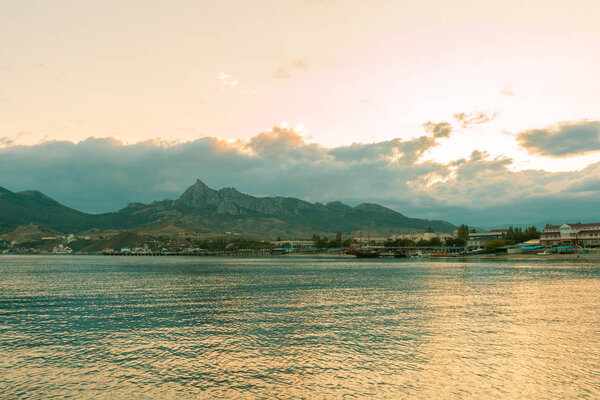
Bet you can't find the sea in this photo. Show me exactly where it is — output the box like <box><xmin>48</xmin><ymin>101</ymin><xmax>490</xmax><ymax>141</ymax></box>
<box><xmin>1</xmin><ymin>255</ymin><xmax>599</xmax><ymax>399</ymax></box>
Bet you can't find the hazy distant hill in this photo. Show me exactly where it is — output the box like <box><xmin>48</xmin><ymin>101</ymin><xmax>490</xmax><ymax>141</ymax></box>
<box><xmin>0</xmin><ymin>187</ymin><xmax>94</xmax><ymax>233</ymax></box>
<box><xmin>0</xmin><ymin>223</ymin><xmax>60</xmax><ymax>243</ymax></box>
<box><xmin>0</xmin><ymin>180</ymin><xmax>455</xmax><ymax>239</ymax></box>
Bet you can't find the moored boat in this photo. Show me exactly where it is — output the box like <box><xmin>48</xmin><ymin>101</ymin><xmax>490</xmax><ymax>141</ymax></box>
<box><xmin>346</xmin><ymin>247</ymin><xmax>380</xmax><ymax>258</ymax></box>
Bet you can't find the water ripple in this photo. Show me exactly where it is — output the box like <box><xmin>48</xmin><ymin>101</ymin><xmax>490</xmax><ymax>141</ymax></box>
<box><xmin>1</xmin><ymin>256</ymin><xmax>599</xmax><ymax>398</ymax></box>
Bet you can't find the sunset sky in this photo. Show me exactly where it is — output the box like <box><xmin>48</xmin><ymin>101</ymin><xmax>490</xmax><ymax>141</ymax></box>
<box><xmin>1</xmin><ymin>0</ymin><xmax>599</xmax><ymax>226</ymax></box>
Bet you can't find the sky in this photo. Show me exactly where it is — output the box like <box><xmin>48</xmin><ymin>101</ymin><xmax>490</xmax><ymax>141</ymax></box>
<box><xmin>1</xmin><ymin>0</ymin><xmax>599</xmax><ymax>227</ymax></box>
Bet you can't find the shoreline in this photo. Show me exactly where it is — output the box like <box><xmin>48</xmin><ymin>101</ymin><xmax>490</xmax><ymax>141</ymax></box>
<box><xmin>1</xmin><ymin>252</ymin><xmax>599</xmax><ymax>262</ymax></box>
<box><xmin>429</xmin><ymin>253</ymin><xmax>600</xmax><ymax>262</ymax></box>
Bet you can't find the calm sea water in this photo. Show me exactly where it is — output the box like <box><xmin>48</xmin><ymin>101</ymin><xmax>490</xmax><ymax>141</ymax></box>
<box><xmin>1</xmin><ymin>255</ymin><xmax>599</xmax><ymax>399</ymax></box>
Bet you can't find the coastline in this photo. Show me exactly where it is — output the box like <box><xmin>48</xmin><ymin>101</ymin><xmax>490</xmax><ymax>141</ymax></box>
<box><xmin>2</xmin><ymin>252</ymin><xmax>599</xmax><ymax>262</ymax></box>
<box><xmin>429</xmin><ymin>252</ymin><xmax>600</xmax><ymax>262</ymax></box>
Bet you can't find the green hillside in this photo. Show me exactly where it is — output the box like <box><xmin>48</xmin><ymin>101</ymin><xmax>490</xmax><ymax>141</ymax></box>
<box><xmin>0</xmin><ymin>180</ymin><xmax>456</xmax><ymax>239</ymax></box>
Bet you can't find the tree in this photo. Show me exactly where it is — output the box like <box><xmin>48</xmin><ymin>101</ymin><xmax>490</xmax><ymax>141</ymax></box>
<box><xmin>384</xmin><ymin>238</ymin><xmax>397</xmax><ymax>247</ymax></box>
<box><xmin>312</xmin><ymin>233</ymin><xmax>329</xmax><ymax>249</ymax></box>
<box><xmin>429</xmin><ymin>237</ymin><xmax>443</xmax><ymax>246</ymax></box>
<box><xmin>524</xmin><ymin>226</ymin><xmax>540</xmax><ymax>240</ymax></box>
<box><xmin>486</xmin><ymin>239</ymin><xmax>505</xmax><ymax>252</ymax></box>
<box><xmin>504</xmin><ymin>226</ymin><xmax>540</xmax><ymax>245</ymax></box>
<box><xmin>402</xmin><ymin>239</ymin><xmax>416</xmax><ymax>247</ymax></box>
<box><xmin>335</xmin><ymin>231</ymin><xmax>342</xmax><ymax>247</ymax></box>
<box><xmin>384</xmin><ymin>238</ymin><xmax>415</xmax><ymax>247</ymax></box>
<box><xmin>503</xmin><ymin>227</ymin><xmax>516</xmax><ymax>245</ymax></box>
<box><xmin>416</xmin><ymin>239</ymin><xmax>428</xmax><ymax>247</ymax></box>
<box><xmin>457</xmin><ymin>224</ymin><xmax>470</xmax><ymax>240</ymax></box>
<box><xmin>445</xmin><ymin>237</ymin><xmax>466</xmax><ymax>247</ymax></box>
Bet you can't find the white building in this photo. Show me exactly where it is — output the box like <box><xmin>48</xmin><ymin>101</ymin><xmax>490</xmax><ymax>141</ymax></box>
<box><xmin>391</xmin><ymin>232</ymin><xmax>453</xmax><ymax>242</ymax></box>
<box><xmin>52</xmin><ymin>244</ymin><xmax>73</xmax><ymax>254</ymax></box>
<box><xmin>271</xmin><ymin>240</ymin><xmax>315</xmax><ymax>247</ymax></box>
<box><xmin>541</xmin><ymin>223</ymin><xmax>600</xmax><ymax>247</ymax></box>
<box><xmin>467</xmin><ymin>229</ymin><xmax>508</xmax><ymax>248</ymax></box>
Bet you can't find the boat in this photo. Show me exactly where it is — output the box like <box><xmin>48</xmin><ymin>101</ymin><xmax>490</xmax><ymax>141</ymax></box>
<box><xmin>346</xmin><ymin>231</ymin><xmax>380</xmax><ymax>258</ymax></box>
<box><xmin>346</xmin><ymin>247</ymin><xmax>380</xmax><ymax>258</ymax></box>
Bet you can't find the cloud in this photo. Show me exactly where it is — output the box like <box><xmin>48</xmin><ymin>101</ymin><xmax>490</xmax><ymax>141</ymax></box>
<box><xmin>423</xmin><ymin>121</ymin><xmax>452</xmax><ymax>138</ymax></box>
<box><xmin>275</xmin><ymin>68</ymin><xmax>292</xmax><ymax>79</ymax></box>
<box><xmin>291</xmin><ymin>59</ymin><xmax>308</xmax><ymax>70</ymax></box>
<box><xmin>0</xmin><ymin>137</ymin><xmax>15</xmax><ymax>147</ymax></box>
<box><xmin>245</xmin><ymin>126</ymin><xmax>322</xmax><ymax>160</ymax></box>
<box><xmin>0</xmin><ymin>127</ymin><xmax>598</xmax><ymax>226</ymax></box>
<box><xmin>218</xmin><ymin>72</ymin><xmax>238</xmax><ymax>87</ymax></box>
<box><xmin>274</xmin><ymin>59</ymin><xmax>309</xmax><ymax>79</ymax></box>
<box><xmin>0</xmin><ymin>131</ymin><xmax>32</xmax><ymax>147</ymax></box>
<box><xmin>217</xmin><ymin>72</ymin><xmax>256</xmax><ymax>95</ymax></box>
<box><xmin>516</xmin><ymin>120</ymin><xmax>600</xmax><ymax>157</ymax></box>
<box><xmin>453</xmin><ymin>111</ymin><xmax>500</xmax><ymax>128</ymax></box>
<box><xmin>500</xmin><ymin>85</ymin><xmax>515</xmax><ymax>96</ymax></box>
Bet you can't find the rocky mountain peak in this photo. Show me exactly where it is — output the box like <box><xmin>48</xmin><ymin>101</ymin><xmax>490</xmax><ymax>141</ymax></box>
<box><xmin>175</xmin><ymin>179</ymin><xmax>221</xmax><ymax>208</ymax></box>
<box><xmin>0</xmin><ymin>179</ymin><xmax>457</xmax><ymax>238</ymax></box>
<box><xmin>191</xmin><ymin>179</ymin><xmax>211</xmax><ymax>191</ymax></box>
<box><xmin>218</xmin><ymin>187</ymin><xmax>243</xmax><ymax>197</ymax></box>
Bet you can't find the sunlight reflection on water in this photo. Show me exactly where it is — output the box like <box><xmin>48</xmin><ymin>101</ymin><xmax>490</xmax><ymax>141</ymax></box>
<box><xmin>1</xmin><ymin>256</ymin><xmax>599</xmax><ymax>399</ymax></box>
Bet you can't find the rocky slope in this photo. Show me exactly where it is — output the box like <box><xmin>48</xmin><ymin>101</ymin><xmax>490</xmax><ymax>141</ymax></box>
<box><xmin>0</xmin><ymin>180</ymin><xmax>456</xmax><ymax>239</ymax></box>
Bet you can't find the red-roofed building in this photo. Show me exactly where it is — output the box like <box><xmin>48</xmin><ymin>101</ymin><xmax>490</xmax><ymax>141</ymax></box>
<box><xmin>541</xmin><ymin>223</ymin><xmax>600</xmax><ymax>247</ymax></box>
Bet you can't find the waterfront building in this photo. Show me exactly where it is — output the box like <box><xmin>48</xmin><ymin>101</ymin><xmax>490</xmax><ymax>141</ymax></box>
<box><xmin>271</xmin><ymin>240</ymin><xmax>315</xmax><ymax>247</ymax></box>
<box><xmin>391</xmin><ymin>232</ymin><xmax>453</xmax><ymax>242</ymax></box>
<box><xmin>52</xmin><ymin>244</ymin><xmax>73</xmax><ymax>254</ymax></box>
<box><xmin>467</xmin><ymin>229</ymin><xmax>508</xmax><ymax>248</ymax></box>
<box><xmin>540</xmin><ymin>223</ymin><xmax>600</xmax><ymax>247</ymax></box>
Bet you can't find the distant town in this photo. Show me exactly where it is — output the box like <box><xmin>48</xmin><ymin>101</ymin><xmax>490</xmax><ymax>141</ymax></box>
<box><xmin>2</xmin><ymin>222</ymin><xmax>599</xmax><ymax>259</ymax></box>
<box><xmin>4</xmin><ymin>180</ymin><xmax>597</xmax><ymax>260</ymax></box>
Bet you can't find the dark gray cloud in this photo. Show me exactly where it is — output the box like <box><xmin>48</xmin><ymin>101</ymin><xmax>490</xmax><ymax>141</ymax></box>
<box><xmin>516</xmin><ymin>120</ymin><xmax>600</xmax><ymax>157</ymax></box>
<box><xmin>423</xmin><ymin>121</ymin><xmax>452</xmax><ymax>138</ymax></box>
<box><xmin>453</xmin><ymin>111</ymin><xmax>499</xmax><ymax>128</ymax></box>
<box><xmin>0</xmin><ymin>126</ymin><xmax>598</xmax><ymax>227</ymax></box>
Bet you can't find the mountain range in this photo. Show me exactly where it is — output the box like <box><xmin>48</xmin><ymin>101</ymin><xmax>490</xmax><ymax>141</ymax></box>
<box><xmin>0</xmin><ymin>179</ymin><xmax>455</xmax><ymax>240</ymax></box>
